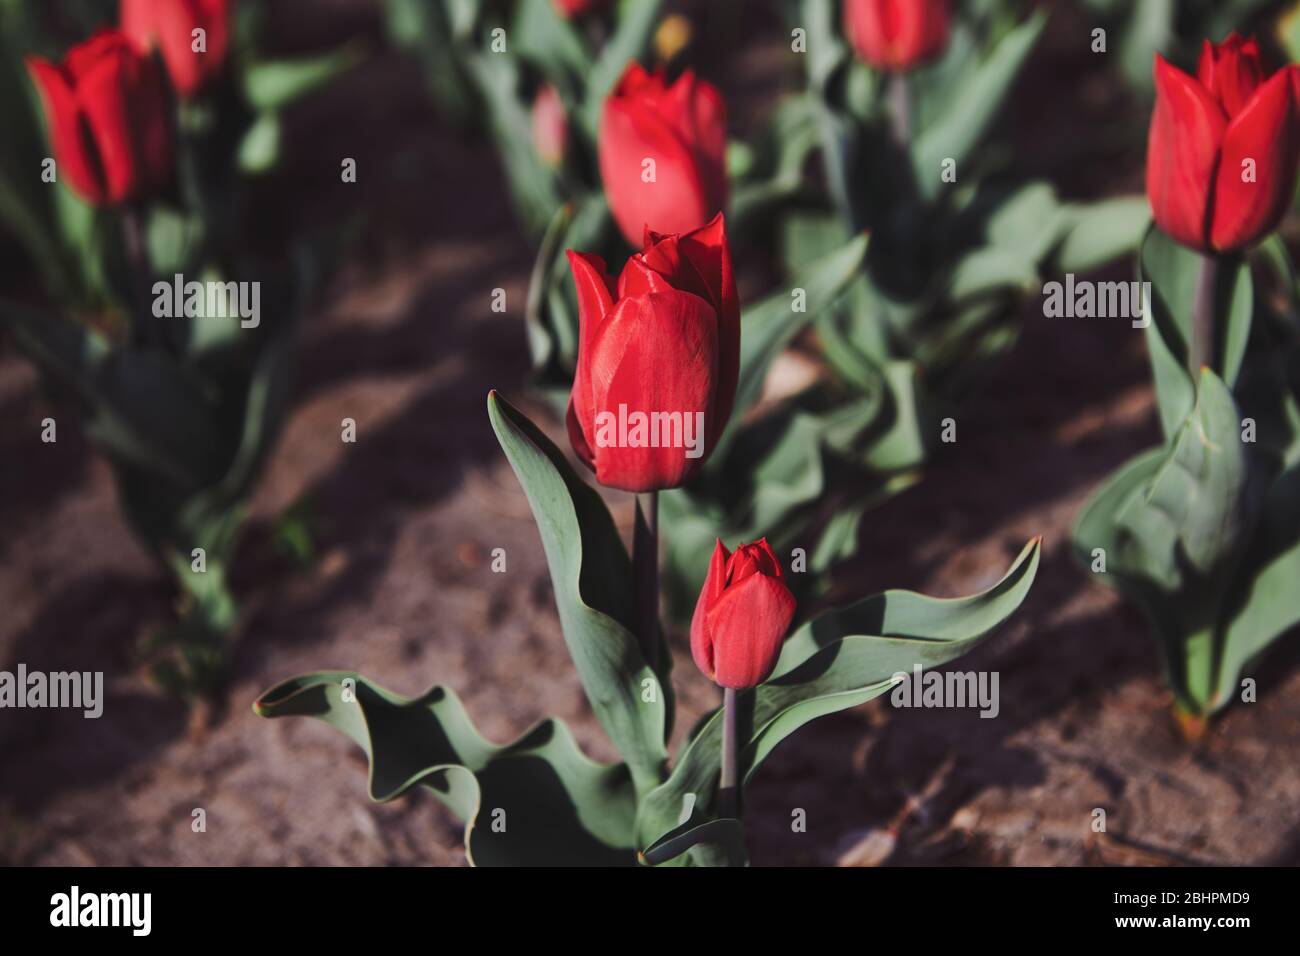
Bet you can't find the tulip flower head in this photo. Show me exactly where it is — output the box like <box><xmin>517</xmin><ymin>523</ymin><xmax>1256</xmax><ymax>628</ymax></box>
<box><xmin>691</xmin><ymin>538</ymin><xmax>797</xmax><ymax>690</ymax></box>
<box><xmin>26</xmin><ymin>30</ymin><xmax>172</xmax><ymax>207</ymax></box>
<box><xmin>121</xmin><ymin>0</ymin><xmax>232</xmax><ymax>99</ymax></box>
<box><xmin>1148</xmin><ymin>35</ymin><xmax>1300</xmax><ymax>254</ymax></box>
<box><xmin>598</xmin><ymin>63</ymin><xmax>727</xmax><ymax>247</ymax></box>
<box><xmin>566</xmin><ymin>214</ymin><xmax>739</xmax><ymax>493</ymax></box>
<box><xmin>844</xmin><ymin>0</ymin><xmax>951</xmax><ymax>71</ymax></box>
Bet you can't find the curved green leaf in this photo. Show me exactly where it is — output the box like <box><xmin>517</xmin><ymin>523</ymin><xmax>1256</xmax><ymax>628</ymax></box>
<box><xmin>488</xmin><ymin>391</ymin><xmax>669</xmax><ymax>794</ymax></box>
<box><xmin>254</xmin><ymin>673</ymin><xmax>637</xmax><ymax>866</ymax></box>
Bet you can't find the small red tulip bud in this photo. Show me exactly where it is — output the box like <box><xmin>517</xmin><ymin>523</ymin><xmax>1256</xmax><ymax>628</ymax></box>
<box><xmin>691</xmin><ymin>538</ymin><xmax>797</xmax><ymax>690</ymax></box>
<box><xmin>531</xmin><ymin>83</ymin><xmax>569</xmax><ymax>168</ymax></box>
<box><xmin>844</xmin><ymin>0</ymin><xmax>950</xmax><ymax>72</ymax></box>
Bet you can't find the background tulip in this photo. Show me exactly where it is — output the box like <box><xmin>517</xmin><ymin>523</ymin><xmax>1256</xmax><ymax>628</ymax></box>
<box><xmin>690</xmin><ymin>538</ymin><xmax>797</xmax><ymax>690</ymax></box>
<box><xmin>551</xmin><ymin>0</ymin><xmax>605</xmax><ymax>18</ymax></box>
<box><xmin>26</xmin><ymin>30</ymin><xmax>172</xmax><ymax>207</ymax></box>
<box><xmin>598</xmin><ymin>64</ymin><xmax>727</xmax><ymax>247</ymax></box>
<box><xmin>844</xmin><ymin>0</ymin><xmax>950</xmax><ymax>71</ymax></box>
<box><xmin>567</xmin><ymin>214</ymin><xmax>739</xmax><ymax>492</ymax></box>
<box><xmin>121</xmin><ymin>0</ymin><xmax>232</xmax><ymax>99</ymax></box>
<box><xmin>1147</xmin><ymin>35</ymin><xmax>1300</xmax><ymax>254</ymax></box>
<box><xmin>531</xmin><ymin>83</ymin><xmax>569</xmax><ymax>168</ymax></box>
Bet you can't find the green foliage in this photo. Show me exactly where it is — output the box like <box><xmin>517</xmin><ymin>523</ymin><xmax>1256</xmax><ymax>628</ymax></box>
<box><xmin>1073</xmin><ymin>229</ymin><xmax>1300</xmax><ymax>719</ymax></box>
<box><xmin>0</xmin><ymin>5</ymin><xmax>357</xmax><ymax>696</ymax></box>
<box><xmin>256</xmin><ymin>394</ymin><xmax>1040</xmax><ymax>866</ymax></box>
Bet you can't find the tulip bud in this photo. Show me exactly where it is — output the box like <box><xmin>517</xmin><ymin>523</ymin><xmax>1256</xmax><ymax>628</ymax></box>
<box><xmin>1148</xmin><ymin>35</ymin><xmax>1300</xmax><ymax>254</ymax></box>
<box><xmin>121</xmin><ymin>0</ymin><xmax>232</xmax><ymax>99</ymax></box>
<box><xmin>552</xmin><ymin>0</ymin><xmax>605</xmax><ymax>18</ymax></box>
<box><xmin>691</xmin><ymin>538</ymin><xmax>797</xmax><ymax>690</ymax></box>
<box><xmin>26</xmin><ymin>30</ymin><xmax>172</xmax><ymax>207</ymax></box>
<box><xmin>531</xmin><ymin>83</ymin><xmax>569</xmax><ymax>169</ymax></box>
<box><xmin>844</xmin><ymin>0</ymin><xmax>950</xmax><ymax>71</ymax></box>
<box><xmin>598</xmin><ymin>64</ymin><xmax>727</xmax><ymax>247</ymax></box>
<box><xmin>566</xmin><ymin>213</ymin><xmax>739</xmax><ymax>492</ymax></box>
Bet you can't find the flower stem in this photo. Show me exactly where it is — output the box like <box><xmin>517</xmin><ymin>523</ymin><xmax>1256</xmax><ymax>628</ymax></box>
<box><xmin>887</xmin><ymin>71</ymin><xmax>912</xmax><ymax>147</ymax></box>
<box><xmin>633</xmin><ymin>491</ymin><xmax>660</xmax><ymax>677</ymax></box>
<box><xmin>1189</xmin><ymin>254</ymin><xmax>1218</xmax><ymax>377</ymax></box>
<box><xmin>719</xmin><ymin>687</ymin><xmax>739</xmax><ymax>818</ymax></box>
<box><xmin>121</xmin><ymin>206</ymin><xmax>155</xmax><ymax>345</ymax></box>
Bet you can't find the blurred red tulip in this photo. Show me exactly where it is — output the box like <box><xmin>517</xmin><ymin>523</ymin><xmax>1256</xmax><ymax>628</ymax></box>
<box><xmin>844</xmin><ymin>0</ymin><xmax>950</xmax><ymax>71</ymax></box>
<box><xmin>26</xmin><ymin>30</ymin><xmax>172</xmax><ymax>207</ymax></box>
<box><xmin>566</xmin><ymin>214</ymin><xmax>739</xmax><ymax>492</ymax></box>
<box><xmin>121</xmin><ymin>0</ymin><xmax>232</xmax><ymax>99</ymax></box>
<box><xmin>531</xmin><ymin>83</ymin><xmax>569</xmax><ymax>168</ymax></box>
<box><xmin>691</xmin><ymin>538</ymin><xmax>796</xmax><ymax>690</ymax></box>
<box><xmin>552</xmin><ymin>0</ymin><xmax>605</xmax><ymax>18</ymax></box>
<box><xmin>598</xmin><ymin>63</ymin><xmax>727</xmax><ymax>247</ymax></box>
<box><xmin>1148</xmin><ymin>35</ymin><xmax>1300</xmax><ymax>253</ymax></box>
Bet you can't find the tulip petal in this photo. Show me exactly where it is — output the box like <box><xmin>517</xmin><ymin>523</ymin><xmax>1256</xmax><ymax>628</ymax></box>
<box><xmin>566</xmin><ymin>250</ymin><xmax>615</xmax><ymax>455</ymax></box>
<box><xmin>1196</xmin><ymin>34</ymin><xmax>1263</xmax><ymax>118</ymax></box>
<box><xmin>689</xmin><ymin>539</ymin><xmax>732</xmax><ymax>679</ymax></box>
<box><xmin>587</xmin><ymin>290</ymin><xmax>718</xmax><ymax>492</ymax></box>
<box><xmin>25</xmin><ymin>57</ymin><xmax>106</xmax><ymax>204</ymax></box>
<box><xmin>675</xmin><ymin>215</ymin><xmax>739</xmax><ymax>441</ymax></box>
<box><xmin>1211</xmin><ymin>65</ymin><xmax>1300</xmax><ymax>253</ymax></box>
<box><xmin>704</xmin><ymin>573</ymin><xmax>797</xmax><ymax>689</ymax></box>
<box><xmin>75</xmin><ymin>44</ymin><xmax>147</xmax><ymax>204</ymax></box>
<box><xmin>1148</xmin><ymin>54</ymin><xmax>1227</xmax><ymax>252</ymax></box>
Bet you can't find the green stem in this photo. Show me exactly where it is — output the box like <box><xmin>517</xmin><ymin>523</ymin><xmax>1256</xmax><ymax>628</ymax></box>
<box><xmin>1189</xmin><ymin>254</ymin><xmax>1218</xmax><ymax>377</ymax></box>
<box><xmin>633</xmin><ymin>491</ymin><xmax>660</xmax><ymax>678</ymax></box>
<box><xmin>121</xmin><ymin>206</ymin><xmax>155</xmax><ymax>346</ymax></box>
<box><xmin>887</xmin><ymin>71</ymin><xmax>912</xmax><ymax>148</ymax></box>
<box><xmin>718</xmin><ymin>687</ymin><xmax>739</xmax><ymax>818</ymax></box>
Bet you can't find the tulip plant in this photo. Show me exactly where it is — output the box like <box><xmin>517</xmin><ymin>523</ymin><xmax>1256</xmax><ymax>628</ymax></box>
<box><xmin>1074</xmin><ymin>35</ymin><xmax>1300</xmax><ymax>736</ymax></box>
<box><xmin>0</xmin><ymin>0</ymin><xmax>358</xmax><ymax>695</ymax></box>
<box><xmin>257</xmin><ymin>217</ymin><xmax>1042</xmax><ymax>865</ymax></box>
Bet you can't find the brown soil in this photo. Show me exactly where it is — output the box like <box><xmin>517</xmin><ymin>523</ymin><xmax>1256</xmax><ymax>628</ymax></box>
<box><xmin>2</xmin><ymin>1</ymin><xmax>1299</xmax><ymax>868</ymax></box>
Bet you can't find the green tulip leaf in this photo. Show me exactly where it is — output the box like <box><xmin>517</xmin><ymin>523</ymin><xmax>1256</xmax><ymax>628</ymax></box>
<box><xmin>487</xmin><ymin>391</ymin><xmax>669</xmax><ymax>795</ymax></box>
<box><xmin>912</xmin><ymin>10</ymin><xmax>1047</xmax><ymax>200</ymax></box>
<box><xmin>1053</xmin><ymin>196</ymin><xmax>1150</xmax><ymax>274</ymax></box>
<box><xmin>1215</xmin><ymin>536</ymin><xmax>1300</xmax><ymax>707</ymax></box>
<box><xmin>254</xmin><ymin>673</ymin><xmax>637</xmax><ymax>866</ymax></box>
<box><xmin>635</xmin><ymin>538</ymin><xmax>1041</xmax><ymax>851</ymax></box>
<box><xmin>581</xmin><ymin>0</ymin><xmax>663</xmax><ymax>136</ymax></box>
<box><xmin>0</xmin><ymin>300</ymin><xmax>223</xmax><ymax>488</ymax></box>
<box><xmin>512</xmin><ymin>0</ymin><xmax>591</xmax><ymax>80</ymax></box>
<box><xmin>640</xmin><ymin>814</ymin><xmax>746</xmax><ymax>867</ymax></box>
<box><xmin>731</xmin><ymin>232</ymin><xmax>870</xmax><ymax>423</ymax></box>
<box><xmin>242</xmin><ymin>43</ymin><xmax>366</xmax><ymax>113</ymax></box>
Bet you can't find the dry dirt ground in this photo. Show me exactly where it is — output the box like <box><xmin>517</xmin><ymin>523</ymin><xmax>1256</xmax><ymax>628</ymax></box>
<box><xmin>2</xmin><ymin>2</ymin><xmax>1299</xmax><ymax>868</ymax></box>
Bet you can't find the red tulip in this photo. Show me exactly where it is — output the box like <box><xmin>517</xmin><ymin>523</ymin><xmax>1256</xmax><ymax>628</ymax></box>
<box><xmin>121</xmin><ymin>0</ymin><xmax>232</xmax><ymax>99</ymax></box>
<box><xmin>598</xmin><ymin>64</ymin><xmax>727</xmax><ymax>247</ymax></box>
<box><xmin>26</xmin><ymin>30</ymin><xmax>172</xmax><ymax>207</ymax></box>
<box><xmin>532</xmin><ymin>83</ymin><xmax>569</xmax><ymax>168</ymax></box>
<box><xmin>552</xmin><ymin>0</ymin><xmax>605</xmax><ymax>18</ymax></box>
<box><xmin>844</xmin><ymin>0</ymin><xmax>950</xmax><ymax>71</ymax></box>
<box><xmin>566</xmin><ymin>213</ymin><xmax>739</xmax><ymax>492</ymax></box>
<box><xmin>691</xmin><ymin>538</ymin><xmax>797</xmax><ymax>690</ymax></box>
<box><xmin>1148</xmin><ymin>35</ymin><xmax>1300</xmax><ymax>254</ymax></box>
